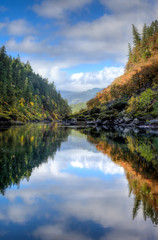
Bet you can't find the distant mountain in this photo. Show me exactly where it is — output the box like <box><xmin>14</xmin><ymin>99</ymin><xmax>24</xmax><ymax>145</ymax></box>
<box><xmin>59</xmin><ymin>88</ymin><xmax>102</xmax><ymax>105</ymax></box>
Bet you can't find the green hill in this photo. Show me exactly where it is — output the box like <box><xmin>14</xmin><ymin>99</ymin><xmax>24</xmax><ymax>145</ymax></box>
<box><xmin>0</xmin><ymin>46</ymin><xmax>71</xmax><ymax>123</ymax></box>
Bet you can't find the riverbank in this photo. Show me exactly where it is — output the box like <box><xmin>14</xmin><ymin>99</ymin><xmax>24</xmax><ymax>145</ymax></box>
<box><xmin>0</xmin><ymin>118</ymin><xmax>53</xmax><ymax>127</ymax></box>
<box><xmin>62</xmin><ymin>116</ymin><xmax>158</xmax><ymax>129</ymax></box>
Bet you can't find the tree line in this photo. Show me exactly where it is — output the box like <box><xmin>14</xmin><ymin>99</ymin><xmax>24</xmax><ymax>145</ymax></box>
<box><xmin>0</xmin><ymin>46</ymin><xmax>71</xmax><ymax>121</ymax></box>
<box><xmin>128</xmin><ymin>20</ymin><xmax>158</xmax><ymax>63</ymax></box>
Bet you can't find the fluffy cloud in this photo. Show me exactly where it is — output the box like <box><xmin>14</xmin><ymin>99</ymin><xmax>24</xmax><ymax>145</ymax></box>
<box><xmin>69</xmin><ymin>66</ymin><xmax>124</xmax><ymax>91</ymax></box>
<box><xmin>23</xmin><ymin>58</ymin><xmax>124</xmax><ymax>91</ymax></box>
<box><xmin>7</xmin><ymin>19</ymin><xmax>36</xmax><ymax>36</ymax></box>
<box><xmin>33</xmin><ymin>0</ymin><xmax>92</xmax><ymax>19</ymax></box>
<box><xmin>6</xmin><ymin>36</ymin><xmax>46</xmax><ymax>54</ymax></box>
<box><xmin>4</xmin><ymin>0</ymin><xmax>158</xmax><ymax>92</ymax></box>
<box><xmin>33</xmin><ymin>224</ymin><xmax>90</xmax><ymax>240</ymax></box>
<box><xmin>0</xmin><ymin>19</ymin><xmax>36</xmax><ymax>37</ymax></box>
<box><xmin>2</xmin><ymin>130</ymin><xmax>158</xmax><ymax>239</ymax></box>
<box><xmin>100</xmin><ymin>0</ymin><xmax>154</xmax><ymax>14</ymax></box>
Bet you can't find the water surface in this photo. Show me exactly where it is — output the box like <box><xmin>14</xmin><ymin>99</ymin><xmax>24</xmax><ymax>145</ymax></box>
<box><xmin>0</xmin><ymin>124</ymin><xmax>158</xmax><ymax>240</ymax></box>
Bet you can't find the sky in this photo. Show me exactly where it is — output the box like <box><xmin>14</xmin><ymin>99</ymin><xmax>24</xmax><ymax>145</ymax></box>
<box><xmin>0</xmin><ymin>0</ymin><xmax>158</xmax><ymax>92</ymax></box>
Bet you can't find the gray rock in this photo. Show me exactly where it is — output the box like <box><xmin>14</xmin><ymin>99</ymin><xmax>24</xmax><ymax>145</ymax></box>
<box><xmin>118</xmin><ymin>118</ymin><xmax>124</xmax><ymax>124</ymax></box>
<box><xmin>149</xmin><ymin>119</ymin><xmax>158</xmax><ymax>126</ymax></box>
<box><xmin>86</xmin><ymin>121</ymin><xmax>96</xmax><ymax>125</ymax></box>
<box><xmin>114</xmin><ymin>119</ymin><xmax>119</xmax><ymax>124</ymax></box>
<box><xmin>149</xmin><ymin>119</ymin><xmax>158</xmax><ymax>124</ymax></box>
<box><xmin>132</xmin><ymin>118</ymin><xmax>140</xmax><ymax>125</ymax></box>
<box><xmin>123</xmin><ymin>117</ymin><xmax>132</xmax><ymax>123</ymax></box>
<box><xmin>96</xmin><ymin>119</ymin><xmax>102</xmax><ymax>125</ymax></box>
<box><xmin>138</xmin><ymin>115</ymin><xmax>153</xmax><ymax>121</ymax></box>
<box><xmin>102</xmin><ymin>120</ymin><xmax>109</xmax><ymax>125</ymax></box>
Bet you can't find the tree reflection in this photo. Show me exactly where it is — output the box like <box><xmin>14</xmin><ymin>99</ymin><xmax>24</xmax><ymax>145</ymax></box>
<box><xmin>79</xmin><ymin>128</ymin><xmax>158</xmax><ymax>225</ymax></box>
<box><xmin>0</xmin><ymin>124</ymin><xmax>70</xmax><ymax>195</ymax></box>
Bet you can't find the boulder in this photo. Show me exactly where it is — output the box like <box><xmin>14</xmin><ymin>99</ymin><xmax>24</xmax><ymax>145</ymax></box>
<box><xmin>132</xmin><ymin>118</ymin><xmax>140</xmax><ymax>125</ymax></box>
<box><xmin>118</xmin><ymin>118</ymin><xmax>124</xmax><ymax>124</ymax></box>
<box><xmin>123</xmin><ymin>117</ymin><xmax>133</xmax><ymax>123</ymax></box>
<box><xmin>149</xmin><ymin>119</ymin><xmax>158</xmax><ymax>127</ymax></box>
<box><xmin>86</xmin><ymin>121</ymin><xmax>96</xmax><ymax>125</ymax></box>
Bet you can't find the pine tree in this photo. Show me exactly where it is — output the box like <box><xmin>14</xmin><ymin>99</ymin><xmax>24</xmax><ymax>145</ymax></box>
<box><xmin>132</xmin><ymin>24</ymin><xmax>141</xmax><ymax>46</ymax></box>
<box><xmin>128</xmin><ymin>43</ymin><xmax>132</xmax><ymax>59</ymax></box>
<box><xmin>142</xmin><ymin>23</ymin><xmax>147</xmax><ymax>46</ymax></box>
<box><xmin>154</xmin><ymin>20</ymin><xmax>158</xmax><ymax>32</ymax></box>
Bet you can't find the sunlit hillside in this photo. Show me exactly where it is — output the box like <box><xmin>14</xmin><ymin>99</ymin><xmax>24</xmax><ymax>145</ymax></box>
<box><xmin>87</xmin><ymin>21</ymin><xmax>158</xmax><ymax>112</ymax></box>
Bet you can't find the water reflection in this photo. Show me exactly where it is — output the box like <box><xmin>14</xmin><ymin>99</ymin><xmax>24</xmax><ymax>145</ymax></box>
<box><xmin>0</xmin><ymin>125</ymin><xmax>158</xmax><ymax>239</ymax></box>
<box><xmin>0</xmin><ymin>123</ymin><xmax>70</xmax><ymax>194</ymax></box>
<box><xmin>80</xmin><ymin>127</ymin><xmax>158</xmax><ymax>226</ymax></box>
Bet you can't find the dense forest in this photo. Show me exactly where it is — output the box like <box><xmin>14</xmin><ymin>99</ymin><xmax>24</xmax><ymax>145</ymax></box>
<box><xmin>68</xmin><ymin>21</ymin><xmax>158</xmax><ymax>125</ymax></box>
<box><xmin>0</xmin><ymin>46</ymin><xmax>71</xmax><ymax>123</ymax></box>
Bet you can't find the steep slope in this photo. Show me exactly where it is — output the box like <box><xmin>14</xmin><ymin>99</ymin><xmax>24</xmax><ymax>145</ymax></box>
<box><xmin>87</xmin><ymin>23</ymin><xmax>158</xmax><ymax>110</ymax></box>
<box><xmin>67</xmin><ymin>21</ymin><xmax>158</xmax><ymax>127</ymax></box>
<box><xmin>0</xmin><ymin>46</ymin><xmax>71</xmax><ymax>124</ymax></box>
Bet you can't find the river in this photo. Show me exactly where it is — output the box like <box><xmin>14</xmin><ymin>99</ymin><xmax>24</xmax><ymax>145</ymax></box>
<box><xmin>0</xmin><ymin>123</ymin><xmax>157</xmax><ymax>240</ymax></box>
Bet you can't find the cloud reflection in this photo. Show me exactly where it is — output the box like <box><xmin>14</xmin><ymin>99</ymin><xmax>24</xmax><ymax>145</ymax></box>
<box><xmin>1</xmin><ymin>131</ymin><xmax>158</xmax><ymax>239</ymax></box>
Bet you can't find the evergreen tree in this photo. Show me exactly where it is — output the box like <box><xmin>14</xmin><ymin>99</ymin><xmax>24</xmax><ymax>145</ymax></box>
<box><xmin>132</xmin><ymin>24</ymin><xmax>141</xmax><ymax>46</ymax></box>
<box><xmin>128</xmin><ymin>43</ymin><xmax>132</xmax><ymax>58</ymax></box>
<box><xmin>0</xmin><ymin>45</ymin><xmax>71</xmax><ymax>120</ymax></box>
<box><xmin>142</xmin><ymin>23</ymin><xmax>147</xmax><ymax>47</ymax></box>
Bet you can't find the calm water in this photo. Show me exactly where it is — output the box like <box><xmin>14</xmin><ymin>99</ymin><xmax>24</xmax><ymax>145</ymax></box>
<box><xmin>0</xmin><ymin>123</ymin><xmax>158</xmax><ymax>240</ymax></box>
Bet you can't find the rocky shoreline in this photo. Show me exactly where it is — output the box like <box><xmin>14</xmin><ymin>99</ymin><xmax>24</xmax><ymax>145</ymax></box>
<box><xmin>0</xmin><ymin>115</ymin><xmax>158</xmax><ymax>130</ymax></box>
<box><xmin>62</xmin><ymin>117</ymin><xmax>158</xmax><ymax>130</ymax></box>
<box><xmin>0</xmin><ymin>118</ymin><xmax>53</xmax><ymax>127</ymax></box>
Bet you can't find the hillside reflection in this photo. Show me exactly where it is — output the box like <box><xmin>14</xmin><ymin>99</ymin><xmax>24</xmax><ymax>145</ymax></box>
<box><xmin>79</xmin><ymin>128</ymin><xmax>158</xmax><ymax>225</ymax></box>
<box><xmin>0</xmin><ymin>124</ymin><xmax>70</xmax><ymax>195</ymax></box>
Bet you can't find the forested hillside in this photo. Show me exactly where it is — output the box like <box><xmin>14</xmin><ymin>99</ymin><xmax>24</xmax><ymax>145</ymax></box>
<box><xmin>0</xmin><ymin>46</ymin><xmax>71</xmax><ymax>123</ymax></box>
<box><xmin>87</xmin><ymin>21</ymin><xmax>158</xmax><ymax>111</ymax></box>
<box><xmin>68</xmin><ymin>21</ymin><xmax>158</xmax><ymax>126</ymax></box>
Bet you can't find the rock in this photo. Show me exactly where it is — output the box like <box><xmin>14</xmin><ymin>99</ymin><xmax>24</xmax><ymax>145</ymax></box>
<box><xmin>123</xmin><ymin>117</ymin><xmax>132</xmax><ymax>123</ymax></box>
<box><xmin>118</xmin><ymin>118</ymin><xmax>124</xmax><ymax>124</ymax></box>
<box><xmin>133</xmin><ymin>128</ymin><xmax>140</xmax><ymax>134</ymax></box>
<box><xmin>114</xmin><ymin>119</ymin><xmax>119</xmax><ymax>125</ymax></box>
<box><xmin>96</xmin><ymin>126</ymin><xmax>102</xmax><ymax>131</ymax></box>
<box><xmin>138</xmin><ymin>115</ymin><xmax>153</xmax><ymax>121</ymax></box>
<box><xmin>102</xmin><ymin>120</ymin><xmax>109</xmax><ymax>125</ymax></box>
<box><xmin>96</xmin><ymin>119</ymin><xmax>102</xmax><ymax>125</ymax></box>
<box><xmin>149</xmin><ymin>119</ymin><xmax>158</xmax><ymax>127</ymax></box>
<box><xmin>132</xmin><ymin>118</ymin><xmax>140</xmax><ymax>125</ymax></box>
<box><xmin>86</xmin><ymin>121</ymin><xmax>96</xmax><ymax>125</ymax></box>
<box><xmin>123</xmin><ymin>128</ymin><xmax>132</xmax><ymax>134</ymax></box>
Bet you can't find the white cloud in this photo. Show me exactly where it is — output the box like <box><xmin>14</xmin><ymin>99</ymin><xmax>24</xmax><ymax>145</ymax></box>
<box><xmin>33</xmin><ymin>224</ymin><xmax>90</xmax><ymax>240</ymax></box>
<box><xmin>6</xmin><ymin>36</ymin><xmax>45</xmax><ymax>54</ymax></box>
<box><xmin>100</xmin><ymin>0</ymin><xmax>154</xmax><ymax>14</ymax></box>
<box><xmin>3</xmin><ymin>0</ymin><xmax>158</xmax><ymax>92</ymax></box>
<box><xmin>24</xmin><ymin>58</ymin><xmax>124</xmax><ymax>91</ymax></box>
<box><xmin>3</xmin><ymin>129</ymin><xmax>158</xmax><ymax>239</ymax></box>
<box><xmin>69</xmin><ymin>66</ymin><xmax>124</xmax><ymax>91</ymax></box>
<box><xmin>7</xmin><ymin>19</ymin><xmax>36</xmax><ymax>36</ymax></box>
<box><xmin>33</xmin><ymin>0</ymin><xmax>92</xmax><ymax>19</ymax></box>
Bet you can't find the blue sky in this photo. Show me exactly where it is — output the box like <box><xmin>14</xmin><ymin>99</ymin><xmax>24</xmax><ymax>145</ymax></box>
<box><xmin>0</xmin><ymin>0</ymin><xmax>158</xmax><ymax>91</ymax></box>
